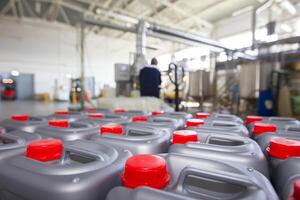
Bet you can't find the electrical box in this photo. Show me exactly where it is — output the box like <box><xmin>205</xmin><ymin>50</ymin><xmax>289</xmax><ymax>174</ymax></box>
<box><xmin>115</xmin><ymin>63</ymin><xmax>130</xmax><ymax>81</ymax></box>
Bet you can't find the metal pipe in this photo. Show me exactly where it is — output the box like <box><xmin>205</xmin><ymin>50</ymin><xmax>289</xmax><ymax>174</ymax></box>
<box><xmin>148</xmin><ymin>23</ymin><xmax>232</xmax><ymax>51</ymax></box>
<box><xmin>80</xmin><ymin>17</ymin><xmax>85</xmax><ymax>109</ymax></box>
<box><xmin>252</xmin><ymin>0</ymin><xmax>273</xmax><ymax>49</ymax></box>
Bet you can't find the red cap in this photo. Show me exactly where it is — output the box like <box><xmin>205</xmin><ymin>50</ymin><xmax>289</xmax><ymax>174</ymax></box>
<box><xmin>100</xmin><ymin>123</ymin><xmax>123</xmax><ymax>135</ymax></box>
<box><xmin>152</xmin><ymin>111</ymin><xmax>165</xmax><ymax>116</ymax></box>
<box><xmin>114</xmin><ymin>109</ymin><xmax>126</xmax><ymax>113</ymax></box>
<box><xmin>26</xmin><ymin>139</ymin><xmax>63</xmax><ymax>162</ymax></box>
<box><xmin>122</xmin><ymin>154</ymin><xmax>170</xmax><ymax>189</ymax></box>
<box><xmin>132</xmin><ymin>116</ymin><xmax>148</xmax><ymax>122</ymax></box>
<box><xmin>11</xmin><ymin>115</ymin><xmax>29</xmax><ymax>121</ymax></box>
<box><xmin>55</xmin><ymin>111</ymin><xmax>69</xmax><ymax>115</ymax></box>
<box><xmin>195</xmin><ymin>112</ymin><xmax>210</xmax><ymax>119</ymax></box>
<box><xmin>48</xmin><ymin>120</ymin><xmax>69</xmax><ymax>128</ymax></box>
<box><xmin>245</xmin><ymin>116</ymin><xmax>263</xmax><ymax>125</ymax></box>
<box><xmin>171</xmin><ymin>130</ymin><xmax>198</xmax><ymax>144</ymax></box>
<box><xmin>88</xmin><ymin>113</ymin><xmax>104</xmax><ymax>119</ymax></box>
<box><xmin>268</xmin><ymin>137</ymin><xmax>300</xmax><ymax>159</ymax></box>
<box><xmin>252</xmin><ymin>123</ymin><xmax>277</xmax><ymax>135</ymax></box>
<box><xmin>289</xmin><ymin>180</ymin><xmax>300</xmax><ymax>200</ymax></box>
<box><xmin>185</xmin><ymin>119</ymin><xmax>204</xmax><ymax>128</ymax></box>
<box><xmin>84</xmin><ymin>107</ymin><xmax>97</xmax><ymax>111</ymax></box>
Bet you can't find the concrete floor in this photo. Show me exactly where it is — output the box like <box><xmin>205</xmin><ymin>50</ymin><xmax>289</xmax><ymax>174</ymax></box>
<box><xmin>0</xmin><ymin>100</ymin><xmax>69</xmax><ymax>119</ymax></box>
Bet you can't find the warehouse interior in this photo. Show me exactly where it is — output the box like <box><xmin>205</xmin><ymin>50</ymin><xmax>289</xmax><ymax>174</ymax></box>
<box><xmin>2</xmin><ymin>1</ymin><xmax>300</xmax><ymax>199</ymax></box>
<box><xmin>1</xmin><ymin>0</ymin><xmax>300</xmax><ymax>118</ymax></box>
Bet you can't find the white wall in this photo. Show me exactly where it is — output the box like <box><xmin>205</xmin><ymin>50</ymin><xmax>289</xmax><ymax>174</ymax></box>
<box><xmin>0</xmin><ymin>17</ymin><xmax>135</xmax><ymax>97</ymax></box>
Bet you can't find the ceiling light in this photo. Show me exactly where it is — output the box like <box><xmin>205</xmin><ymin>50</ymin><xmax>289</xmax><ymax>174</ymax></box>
<box><xmin>11</xmin><ymin>70</ymin><xmax>19</xmax><ymax>76</ymax></box>
<box><xmin>280</xmin><ymin>0</ymin><xmax>296</xmax><ymax>15</ymax></box>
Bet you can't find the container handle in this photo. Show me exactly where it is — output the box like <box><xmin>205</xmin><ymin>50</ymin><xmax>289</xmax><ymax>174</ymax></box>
<box><xmin>62</xmin><ymin>146</ymin><xmax>105</xmax><ymax>163</ymax></box>
<box><xmin>173</xmin><ymin>167</ymin><xmax>260</xmax><ymax>195</ymax></box>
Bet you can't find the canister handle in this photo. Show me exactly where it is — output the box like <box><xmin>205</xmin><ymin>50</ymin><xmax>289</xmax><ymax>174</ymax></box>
<box><xmin>173</xmin><ymin>167</ymin><xmax>260</xmax><ymax>194</ymax></box>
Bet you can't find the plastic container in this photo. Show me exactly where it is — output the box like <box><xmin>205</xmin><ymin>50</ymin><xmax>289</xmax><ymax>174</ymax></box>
<box><xmin>47</xmin><ymin>110</ymin><xmax>87</xmax><ymax>122</ymax></box>
<box><xmin>79</xmin><ymin>113</ymin><xmax>131</xmax><ymax>126</ymax></box>
<box><xmin>187</xmin><ymin>119</ymin><xmax>250</xmax><ymax>137</ymax></box>
<box><xmin>35</xmin><ymin>119</ymin><xmax>99</xmax><ymax>141</ymax></box>
<box><xmin>0</xmin><ymin>114</ymin><xmax>48</xmax><ymax>133</ymax></box>
<box><xmin>151</xmin><ymin>111</ymin><xmax>193</xmax><ymax>128</ymax></box>
<box><xmin>169</xmin><ymin>130</ymin><xmax>269</xmax><ymax>178</ymax></box>
<box><xmin>130</xmin><ymin>116</ymin><xmax>181</xmax><ymax>135</ymax></box>
<box><xmin>90</xmin><ymin>123</ymin><xmax>171</xmax><ymax>155</ymax></box>
<box><xmin>246</xmin><ymin>116</ymin><xmax>299</xmax><ymax>130</ymax></box>
<box><xmin>0</xmin><ymin>130</ymin><xmax>42</xmax><ymax>160</ymax></box>
<box><xmin>0</xmin><ymin>139</ymin><xmax>132</xmax><ymax>200</ymax></box>
<box><xmin>196</xmin><ymin>112</ymin><xmax>244</xmax><ymax>124</ymax></box>
<box><xmin>84</xmin><ymin>107</ymin><xmax>112</xmax><ymax>114</ymax></box>
<box><xmin>266</xmin><ymin>138</ymin><xmax>300</xmax><ymax>199</ymax></box>
<box><xmin>255</xmin><ymin>126</ymin><xmax>300</xmax><ymax>152</ymax></box>
<box><xmin>106</xmin><ymin>153</ymin><xmax>278</xmax><ymax>200</ymax></box>
<box><xmin>114</xmin><ymin>110</ymin><xmax>150</xmax><ymax>117</ymax></box>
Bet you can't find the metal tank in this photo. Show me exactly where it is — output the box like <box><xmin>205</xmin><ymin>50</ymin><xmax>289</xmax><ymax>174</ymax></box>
<box><xmin>188</xmin><ymin>70</ymin><xmax>211</xmax><ymax>98</ymax></box>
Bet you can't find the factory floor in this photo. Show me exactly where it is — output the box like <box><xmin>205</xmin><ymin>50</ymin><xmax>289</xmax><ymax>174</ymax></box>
<box><xmin>0</xmin><ymin>100</ymin><xmax>69</xmax><ymax>119</ymax></box>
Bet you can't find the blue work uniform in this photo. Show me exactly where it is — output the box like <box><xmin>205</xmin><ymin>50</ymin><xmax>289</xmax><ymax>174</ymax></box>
<box><xmin>139</xmin><ymin>65</ymin><xmax>161</xmax><ymax>98</ymax></box>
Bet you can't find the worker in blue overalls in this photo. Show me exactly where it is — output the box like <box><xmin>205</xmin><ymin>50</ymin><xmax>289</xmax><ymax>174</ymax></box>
<box><xmin>139</xmin><ymin>58</ymin><xmax>162</xmax><ymax>98</ymax></box>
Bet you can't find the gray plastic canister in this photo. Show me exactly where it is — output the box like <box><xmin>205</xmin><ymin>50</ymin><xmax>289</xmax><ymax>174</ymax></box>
<box><xmin>0</xmin><ymin>139</ymin><xmax>132</xmax><ymax>200</ymax></box>
<box><xmin>114</xmin><ymin>110</ymin><xmax>150</xmax><ymax>117</ymax></box>
<box><xmin>0</xmin><ymin>130</ymin><xmax>42</xmax><ymax>160</ymax></box>
<box><xmin>84</xmin><ymin>107</ymin><xmax>112</xmax><ymax>114</ymax></box>
<box><xmin>246</xmin><ymin>116</ymin><xmax>300</xmax><ymax>130</ymax></box>
<box><xmin>106</xmin><ymin>153</ymin><xmax>278</xmax><ymax>200</ymax></box>
<box><xmin>195</xmin><ymin>112</ymin><xmax>244</xmax><ymax>124</ymax></box>
<box><xmin>35</xmin><ymin>119</ymin><xmax>99</xmax><ymax>141</ymax></box>
<box><xmin>47</xmin><ymin>110</ymin><xmax>87</xmax><ymax>122</ymax></box>
<box><xmin>272</xmin><ymin>158</ymin><xmax>300</xmax><ymax>200</ymax></box>
<box><xmin>151</xmin><ymin>111</ymin><xmax>193</xmax><ymax>128</ymax></box>
<box><xmin>187</xmin><ymin>119</ymin><xmax>250</xmax><ymax>137</ymax></box>
<box><xmin>255</xmin><ymin>126</ymin><xmax>300</xmax><ymax>152</ymax></box>
<box><xmin>0</xmin><ymin>115</ymin><xmax>48</xmax><ymax>133</ymax></box>
<box><xmin>79</xmin><ymin>113</ymin><xmax>131</xmax><ymax>126</ymax></box>
<box><xmin>169</xmin><ymin>130</ymin><xmax>269</xmax><ymax>178</ymax></box>
<box><xmin>90</xmin><ymin>123</ymin><xmax>171</xmax><ymax>155</ymax></box>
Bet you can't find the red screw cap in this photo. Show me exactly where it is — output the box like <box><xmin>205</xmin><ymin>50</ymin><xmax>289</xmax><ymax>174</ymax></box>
<box><xmin>185</xmin><ymin>119</ymin><xmax>204</xmax><ymax>128</ymax></box>
<box><xmin>11</xmin><ymin>115</ymin><xmax>29</xmax><ymax>121</ymax></box>
<box><xmin>289</xmin><ymin>180</ymin><xmax>300</xmax><ymax>200</ymax></box>
<box><xmin>55</xmin><ymin>111</ymin><xmax>69</xmax><ymax>115</ymax></box>
<box><xmin>88</xmin><ymin>113</ymin><xmax>104</xmax><ymax>119</ymax></box>
<box><xmin>48</xmin><ymin>120</ymin><xmax>69</xmax><ymax>128</ymax></box>
<box><xmin>152</xmin><ymin>111</ymin><xmax>165</xmax><ymax>116</ymax></box>
<box><xmin>26</xmin><ymin>139</ymin><xmax>63</xmax><ymax>162</ymax></box>
<box><xmin>252</xmin><ymin>123</ymin><xmax>277</xmax><ymax>135</ymax></box>
<box><xmin>85</xmin><ymin>107</ymin><xmax>97</xmax><ymax>111</ymax></box>
<box><xmin>268</xmin><ymin>137</ymin><xmax>300</xmax><ymax>159</ymax></box>
<box><xmin>195</xmin><ymin>112</ymin><xmax>210</xmax><ymax>119</ymax></box>
<box><xmin>132</xmin><ymin>116</ymin><xmax>148</xmax><ymax>122</ymax></box>
<box><xmin>171</xmin><ymin>130</ymin><xmax>198</xmax><ymax>144</ymax></box>
<box><xmin>122</xmin><ymin>154</ymin><xmax>170</xmax><ymax>189</ymax></box>
<box><xmin>114</xmin><ymin>109</ymin><xmax>126</xmax><ymax>113</ymax></box>
<box><xmin>245</xmin><ymin>116</ymin><xmax>263</xmax><ymax>125</ymax></box>
<box><xmin>100</xmin><ymin>123</ymin><xmax>123</xmax><ymax>135</ymax></box>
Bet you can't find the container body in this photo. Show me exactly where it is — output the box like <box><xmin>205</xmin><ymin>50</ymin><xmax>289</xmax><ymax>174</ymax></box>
<box><xmin>0</xmin><ymin>116</ymin><xmax>48</xmax><ymax>133</ymax></box>
<box><xmin>90</xmin><ymin>124</ymin><xmax>171</xmax><ymax>155</ymax></box>
<box><xmin>169</xmin><ymin>133</ymin><xmax>269</xmax><ymax>178</ymax></box>
<box><xmin>0</xmin><ymin>140</ymin><xmax>132</xmax><ymax>200</ymax></box>
<box><xmin>35</xmin><ymin>121</ymin><xmax>99</xmax><ymax>141</ymax></box>
<box><xmin>106</xmin><ymin>153</ymin><xmax>278</xmax><ymax>200</ymax></box>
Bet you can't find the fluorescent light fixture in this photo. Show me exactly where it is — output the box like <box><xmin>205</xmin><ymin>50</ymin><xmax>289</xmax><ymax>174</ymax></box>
<box><xmin>280</xmin><ymin>24</ymin><xmax>292</xmax><ymax>32</ymax></box>
<box><xmin>280</xmin><ymin>0</ymin><xmax>297</xmax><ymax>15</ymax></box>
<box><xmin>11</xmin><ymin>70</ymin><xmax>19</xmax><ymax>76</ymax></box>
